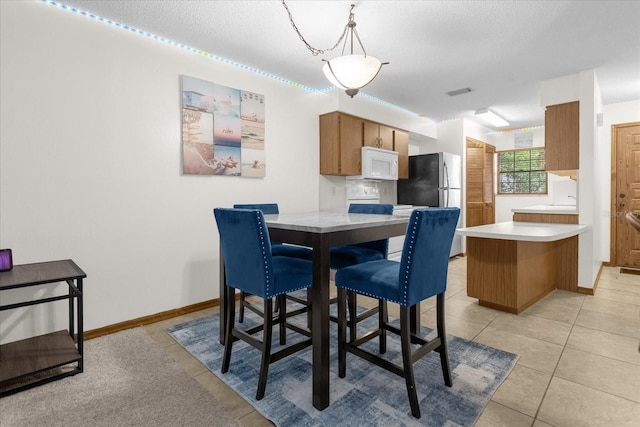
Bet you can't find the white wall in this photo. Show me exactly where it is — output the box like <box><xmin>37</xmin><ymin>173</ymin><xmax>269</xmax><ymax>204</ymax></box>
<box><xmin>0</xmin><ymin>1</ymin><xmax>325</xmax><ymax>342</ymax></box>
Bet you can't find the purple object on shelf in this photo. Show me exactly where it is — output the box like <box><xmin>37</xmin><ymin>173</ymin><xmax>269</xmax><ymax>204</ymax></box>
<box><xmin>0</xmin><ymin>249</ymin><xmax>13</xmax><ymax>272</ymax></box>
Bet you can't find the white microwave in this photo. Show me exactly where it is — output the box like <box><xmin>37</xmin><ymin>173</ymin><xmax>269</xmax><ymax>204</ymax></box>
<box><xmin>347</xmin><ymin>146</ymin><xmax>398</xmax><ymax>181</ymax></box>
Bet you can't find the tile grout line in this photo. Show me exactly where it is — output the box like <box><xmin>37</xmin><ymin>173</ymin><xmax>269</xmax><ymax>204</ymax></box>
<box><xmin>530</xmin><ymin>294</ymin><xmax>588</xmax><ymax>425</ymax></box>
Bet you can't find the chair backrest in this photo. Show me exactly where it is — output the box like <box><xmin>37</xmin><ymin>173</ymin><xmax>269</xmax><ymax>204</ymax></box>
<box><xmin>348</xmin><ymin>203</ymin><xmax>394</xmax><ymax>255</ymax></box>
<box><xmin>233</xmin><ymin>203</ymin><xmax>279</xmax><ymax>215</ymax></box>
<box><xmin>214</xmin><ymin>208</ymin><xmax>273</xmax><ymax>299</ymax></box>
<box><xmin>399</xmin><ymin>207</ymin><xmax>460</xmax><ymax>306</ymax></box>
<box><xmin>233</xmin><ymin>204</ymin><xmax>281</xmax><ymax>244</ymax></box>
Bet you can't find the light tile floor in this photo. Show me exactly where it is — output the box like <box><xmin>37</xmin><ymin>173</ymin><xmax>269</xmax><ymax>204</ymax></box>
<box><xmin>143</xmin><ymin>258</ymin><xmax>640</xmax><ymax>426</ymax></box>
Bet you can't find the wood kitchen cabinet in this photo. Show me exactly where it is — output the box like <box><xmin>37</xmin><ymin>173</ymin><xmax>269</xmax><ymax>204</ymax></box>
<box><xmin>512</xmin><ymin>211</ymin><xmax>579</xmax><ymax>292</ymax></box>
<box><xmin>394</xmin><ymin>129</ymin><xmax>409</xmax><ymax>179</ymax></box>
<box><xmin>545</xmin><ymin>101</ymin><xmax>579</xmax><ymax>174</ymax></box>
<box><xmin>319</xmin><ymin>112</ymin><xmax>363</xmax><ymax>175</ymax></box>
<box><xmin>364</xmin><ymin>120</ymin><xmax>393</xmax><ymax>150</ymax></box>
<box><xmin>319</xmin><ymin>111</ymin><xmax>408</xmax><ymax>177</ymax></box>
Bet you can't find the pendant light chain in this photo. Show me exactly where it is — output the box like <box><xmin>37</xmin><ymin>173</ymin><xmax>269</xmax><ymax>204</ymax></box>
<box><xmin>281</xmin><ymin>1</ymin><xmax>355</xmax><ymax>56</ymax></box>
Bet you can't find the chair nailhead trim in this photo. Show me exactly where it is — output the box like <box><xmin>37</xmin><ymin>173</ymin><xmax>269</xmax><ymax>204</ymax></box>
<box><xmin>336</xmin><ymin>284</ymin><xmax>401</xmax><ymax>306</ymax></box>
<box><xmin>402</xmin><ymin>211</ymin><xmax>420</xmax><ymax>305</ymax></box>
<box><xmin>257</xmin><ymin>213</ymin><xmax>271</xmax><ymax>296</ymax></box>
<box><xmin>271</xmin><ymin>284</ymin><xmax>311</xmax><ymax>298</ymax></box>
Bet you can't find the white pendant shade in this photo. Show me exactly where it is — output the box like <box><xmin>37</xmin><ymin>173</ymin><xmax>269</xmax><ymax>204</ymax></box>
<box><xmin>322</xmin><ymin>55</ymin><xmax>383</xmax><ymax>91</ymax></box>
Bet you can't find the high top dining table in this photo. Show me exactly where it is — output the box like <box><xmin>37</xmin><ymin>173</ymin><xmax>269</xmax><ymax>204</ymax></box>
<box><xmin>218</xmin><ymin>210</ymin><xmax>413</xmax><ymax>410</ymax></box>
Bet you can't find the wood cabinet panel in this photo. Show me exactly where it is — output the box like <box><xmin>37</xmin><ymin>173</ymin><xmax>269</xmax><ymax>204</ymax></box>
<box><xmin>467</xmin><ymin>238</ymin><xmax>518</xmax><ymax>309</ymax></box>
<box><xmin>364</xmin><ymin>121</ymin><xmax>393</xmax><ymax>150</ymax></box>
<box><xmin>513</xmin><ymin>213</ymin><xmax>579</xmax><ymax>224</ymax></box>
<box><xmin>467</xmin><ymin>237</ymin><xmax>558</xmax><ymax>314</ymax></box>
<box><xmin>394</xmin><ymin>130</ymin><xmax>409</xmax><ymax>179</ymax></box>
<box><xmin>340</xmin><ymin>114</ymin><xmax>364</xmax><ymax>176</ymax></box>
<box><xmin>545</xmin><ymin>101</ymin><xmax>579</xmax><ymax>172</ymax></box>
<box><xmin>319</xmin><ymin>112</ymin><xmax>340</xmax><ymax>175</ymax></box>
<box><xmin>556</xmin><ymin>236</ymin><xmax>578</xmax><ymax>292</ymax></box>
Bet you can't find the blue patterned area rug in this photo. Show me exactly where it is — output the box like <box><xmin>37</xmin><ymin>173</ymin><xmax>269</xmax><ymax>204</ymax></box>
<box><xmin>167</xmin><ymin>308</ymin><xmax>517</xmax><ymax>427</ymax></box>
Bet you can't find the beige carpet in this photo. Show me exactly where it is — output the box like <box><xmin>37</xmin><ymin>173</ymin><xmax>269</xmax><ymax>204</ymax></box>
<box><xmin>0</xmin><ymin>328</ymin><xmax>240</xmax><ymax>427</ymax></box>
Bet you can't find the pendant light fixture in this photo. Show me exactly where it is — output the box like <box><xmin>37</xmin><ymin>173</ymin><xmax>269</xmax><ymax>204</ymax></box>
<box><xmin>282</xmin><ymin>1</ymin><xmax>388</xmax><ymax>97</ymax></box>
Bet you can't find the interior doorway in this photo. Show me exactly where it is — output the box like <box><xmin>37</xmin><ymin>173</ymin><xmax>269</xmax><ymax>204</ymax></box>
<box><xmin>611</xmin><ymin>122</ymin><xmax>640</xmax><ymax>269</ymax></box>
<box><xmin>466</xmin><ymin>138</ymin><xmax>495</xmax><ymax>227</ymax></box>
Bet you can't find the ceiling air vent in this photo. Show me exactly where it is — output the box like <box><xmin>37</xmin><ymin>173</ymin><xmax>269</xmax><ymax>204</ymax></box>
<box><xmin>446</xmin><ymin>88</ymin><xmax>472</xmax><ymax>97</ymax></box>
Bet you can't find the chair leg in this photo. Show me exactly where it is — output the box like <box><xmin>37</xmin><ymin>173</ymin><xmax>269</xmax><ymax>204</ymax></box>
<box><xmin>221</xmin><ymin>285</ymin><xmax>236</xmax><ymax>374</ymax></box>
<box><xmin>306</xmin><ymin>288</ymin><xmax>312</xmax><ymax>329</ymax></box>
<box><xmin>400</xmin><ymin>306</ymin><xmax>421</xmax><ymax>419</ymax></box>
<box><xmin>379</xmin><ymin>300</ymin><xmax>388</xmax><ymax>354</ymax></box>
<box><xmin>238</xmin><ymin>291</ymin><xmax>246</xmax><ymax>323</ymax></box>
<box><xmin>347</xmin><ymin>291</ymin><xmax>357</xmax><ymax>342</ymax></box>
<box><xmin>437</xmin><ymin>293</ymin><xmax>452</xmax><ymax>387</ymax></box>
<box><xmin>256</xmin><ymin>298</ymin><xmax>273</xmax><ymax>400</ymax></box>
<box><xmin>278</xmin><ymin>295</ymin><xmax>286</xmax><ymax>346</ymax></box>
<box><xmin>337</xmin><ymin>288</ymin><xmax>347</xmax><ymax>378</ymax></box>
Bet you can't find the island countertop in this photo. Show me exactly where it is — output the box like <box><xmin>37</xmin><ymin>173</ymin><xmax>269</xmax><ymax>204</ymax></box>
<box><xmin>456</xmin><ymin>221</ymin><xmax>590</xmax><ymax>242</ymax></box>
<box><xmin>511</xmin><ymin>205</ymin><xmax>578</xmax><ymax>215</ymax></box>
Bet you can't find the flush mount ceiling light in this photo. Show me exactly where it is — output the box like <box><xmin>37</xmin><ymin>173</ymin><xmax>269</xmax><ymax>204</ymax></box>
<box><xmin>475</xmin><ymin>108</ymin><xmax>510</xmax><ymax>127</ymax></box>
<box><xmin>281</xmin><ymin>1</ymin><xmax>388</xmax><ymax>98</ymax></box>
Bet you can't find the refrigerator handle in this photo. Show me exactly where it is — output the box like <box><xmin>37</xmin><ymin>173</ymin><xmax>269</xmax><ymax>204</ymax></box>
<box><xmin>445</xmin><ymin>188</ymin><xmax>450</xmax><ymax>207</ymax></box>
<box><xmin>443</xmin><ymin>161</ymin><xmax>450</xmax><ymax>188</ymax></box>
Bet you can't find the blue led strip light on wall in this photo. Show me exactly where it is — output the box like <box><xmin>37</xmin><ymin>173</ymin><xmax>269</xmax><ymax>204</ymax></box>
<box><xmin>41</xmin><ymin>0</ymin><xmax>327</xmax><ymax>93</ymax></box>
<box><xmin>42</xmin><ymin>1</ymin><xmax>479</xmax><ymax>120</ymax></box>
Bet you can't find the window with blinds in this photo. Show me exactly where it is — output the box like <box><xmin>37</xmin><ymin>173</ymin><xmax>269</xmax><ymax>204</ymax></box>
<box><xmin>498</xmin><ymin>148</ymin><xmax>547</xmax><ymax>194</ymax></box>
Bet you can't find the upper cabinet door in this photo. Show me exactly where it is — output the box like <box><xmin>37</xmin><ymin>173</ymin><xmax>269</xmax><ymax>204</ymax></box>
<box><xmin>394</xmin><ymin>130</ymin><xmax>409</xmax><ymax>179</ymax></box>
<box><xmin>364</xmin><ymin>121</ymin><xmax>393</xmax><ymax>150</ymax></box>
<box><xmin>340</xmin><ymin>114</ymin><xmax>364</xmax><ymax>175</ymax></box>
<box><xmin>545</xmin><ymin>101</ymin><xmax>579</xmax><ymax>172</ymax></box>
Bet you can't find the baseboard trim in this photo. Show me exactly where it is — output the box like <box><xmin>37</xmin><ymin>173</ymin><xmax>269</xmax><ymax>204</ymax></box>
<box><xmin>577</xmin><ymin>286</ymin><xmax>594</xmax><ymax>295</ymax></box>
<box><xmin>84</xmin><ymin>298</ymin><xmax>220</xmax><ymax>341</ymax></box>
<box><xmin>578</xmin><ymin>263</ymin><xmax>604</xmax><ymax>295</ymax></box>
<box><xmin>620</xmin><ymin>268</ymin><xmax>640</xmax><ymax>276</ymax></box>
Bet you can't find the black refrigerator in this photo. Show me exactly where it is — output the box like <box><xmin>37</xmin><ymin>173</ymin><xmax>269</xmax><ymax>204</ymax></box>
<box><xmin>397</xmin><ymin>152</ymin><xmax>462</xmax><ymax>257</ymax></box>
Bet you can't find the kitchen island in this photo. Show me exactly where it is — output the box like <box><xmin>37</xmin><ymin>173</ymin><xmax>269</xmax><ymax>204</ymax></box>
<box><xmin>457</xmin><ymin>221</ymin><xmax>590</xmax><ymax>314</ymax></box>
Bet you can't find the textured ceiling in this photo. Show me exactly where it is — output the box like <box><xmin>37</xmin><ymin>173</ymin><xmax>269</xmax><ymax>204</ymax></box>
<box><xmin>56</xmin><ymin>0</ymin><xmax>640</xmax><ymax>130</ymax></box>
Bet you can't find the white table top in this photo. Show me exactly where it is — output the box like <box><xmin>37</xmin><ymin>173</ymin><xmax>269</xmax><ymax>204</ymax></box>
<box><xmin>512</xmin><ymin>205</ymin><xmax>578</xmax><ymax>215</ymax></box>
<box><xmin>456</xmin><ymin>221</ymin><xmax>590</xmax><ymax>242</ymax></box>
<box><xmin>264</xmin><ymin>211</ymin><xmax>410</xmax><ymax>233</ymax></box>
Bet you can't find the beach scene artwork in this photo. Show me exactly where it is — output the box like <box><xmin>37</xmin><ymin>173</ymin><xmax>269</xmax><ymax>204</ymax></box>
<box><xmin>181</xmin><ymin>76</ymin><xmax>216</xmax><ymax>175</ymax></box>
<box><xmin>180</xmin><ymin>75</ymin><xmax>266</xmax><ymax>177</ymax></box>
<box><xmin>241</xmin><ymin>91</ymin><xmax>265</xmax><ymax>177</ymax></box>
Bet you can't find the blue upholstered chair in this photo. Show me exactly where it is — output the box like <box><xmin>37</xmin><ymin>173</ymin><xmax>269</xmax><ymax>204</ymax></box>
<box><xmin>214</xmin><ymin>207</ymin><xmax>313</xmax><ymax>400</ymax></box>
<box><xmin>335</xmin><ymin>207</ymin><xmax>460</xmax><ymax>418</ymax></box>
<box><xmin>331</xmin><ymin>203</ymin><xmax>395</xmax><ymax>269</ymax></box>
<box><xmin>232</xmin><ymin>203</ymin><xmax>313</xmax><ymax>260</ymax></box>
<box><xmin>331</xmin><ymin>203</ymin><xmax>394</xmax><ymax>347</ymax></box>
<box><xmin>233</xmin><ymin>203</ymin><xmax>312</xmax><ymax>323</ymax></box>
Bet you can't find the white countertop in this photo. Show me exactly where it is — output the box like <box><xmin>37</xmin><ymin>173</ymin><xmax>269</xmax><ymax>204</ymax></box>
<box><xmin>512</xmin><ymin>205</ymin><xmax>578</xmax><ymax>215</ymax></box>
<box><xmin>456</xmin><ymin>221</ymin><xmax>590</xmax><ymax>242</ymax></box>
